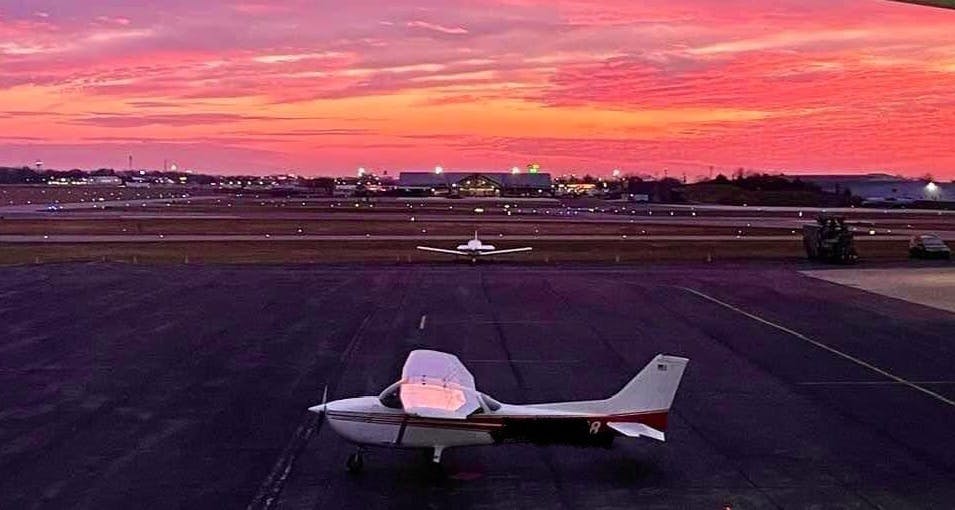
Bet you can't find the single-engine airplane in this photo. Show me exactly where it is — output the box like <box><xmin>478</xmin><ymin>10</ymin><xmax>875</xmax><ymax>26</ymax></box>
<box><xmin>416</xmin><ymin>232</ymin><xmax>532</xmax><ymax>263</ymax></box>
<box><xmin>309</xmin><ymin>349</ymin><xmax>688</xmax><ymax>472</ymax></box>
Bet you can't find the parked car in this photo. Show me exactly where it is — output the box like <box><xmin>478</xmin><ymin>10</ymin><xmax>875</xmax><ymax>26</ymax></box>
<box><xmin>909</xmin><ymin>234</ymin><xmax>951</xmax><ymax>259</ymax></box>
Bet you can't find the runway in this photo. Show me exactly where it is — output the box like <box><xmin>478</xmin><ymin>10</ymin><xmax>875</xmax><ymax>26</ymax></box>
<box><xmin>3</xmin><ymin>195</ymin><xmax>953</xmax><ymax>245</ymax></box>
<box><xmin>0</xmin><ymin>233</ymin><xmax>815</xmax><ymax>243</ymax></box>
<box><xmin>2</xmin><ymin>234</ymin><xmax>944</xmax><ymax>243</ymax></box>
<box><xmin>0</xmin><ymin>263</ymin><xmax>952</xmax><ymax>509</ymax></box>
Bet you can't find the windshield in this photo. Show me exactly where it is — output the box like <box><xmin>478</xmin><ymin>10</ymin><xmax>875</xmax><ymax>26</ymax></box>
<box><xmin>481</xmin><ymin>394</ymin><xmax>502</xmax><ymax>412</ymax></box>
<box><xmin>378</xmin><ymin>382</ymin><xmax>403</xmax><ymax>409</ymax></box>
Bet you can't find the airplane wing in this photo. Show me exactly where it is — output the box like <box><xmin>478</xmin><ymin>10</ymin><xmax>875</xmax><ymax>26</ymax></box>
<box><xmin>416</xmin><ymin>246</ymin><xmax>468</xmax><ymax>256</ymax></box>
<box><xmin>607</xmin><ymin>422</ymin><xmax>666</xmax><ymax>442</ymax></box>
<box><xmin>400</xmin><ymin>350</ymin><xmax>481</xmax><ymax>419</ymax></box>
<box><xmin>478</xmin><ymin>247</ymin><xmax>533</xmax><ymax>256</ymax></box>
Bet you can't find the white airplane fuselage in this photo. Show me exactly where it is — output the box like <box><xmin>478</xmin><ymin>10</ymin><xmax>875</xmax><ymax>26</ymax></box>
<box><xmin>456</xmin><ymin>239</ymin><xmax>496</xmax><ymax>257</ymax></box>
<box><xmin>320</xmin><ymin>395</ymin><xmax>672</xmax><ymax>454</ymax></box>
<box><xmin>324</xmin><ymin>397</ymin><xmax>496</xmax><ymax>450</ymax></box>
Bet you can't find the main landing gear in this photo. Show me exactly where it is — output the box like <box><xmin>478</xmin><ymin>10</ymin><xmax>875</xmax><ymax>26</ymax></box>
<box><xmin>426</xmin><ymin>447</ymin><xmax>446</xmax><ymax>479</ymax></box>
<box><xmin>345</xmin><ymin>449</ymin><xmax>364</xmax><ymax>474</ymax></box>
<box><xmin>344</xmin><ymin>446</ymin><xmax>445</xmax><ymax>474</ymax></box>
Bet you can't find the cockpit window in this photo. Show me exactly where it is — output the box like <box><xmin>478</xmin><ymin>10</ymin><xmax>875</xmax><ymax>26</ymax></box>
<box><xmin>480</xmin><ymin>394</ymin><xmax>501</xmax><ymax>412</ymax></box>
<box><xmin>378</xmin><ymin>382</ymin><xmax>402</xmax><ymax>409</ymax></box>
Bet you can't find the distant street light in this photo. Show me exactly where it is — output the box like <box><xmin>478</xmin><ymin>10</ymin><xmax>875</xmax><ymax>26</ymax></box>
<box><xmin>612</xmin><ymin>169</ymin><xmax>621</xmax><ymax>178</ymax></box>
<box><xmin>925</xmin><ymin>181</ymin><xmax>940</xmax><ymax>200</ymax></box>
<box><xmin>511</xmin><ymin>166</ymin><xmax>520</xmax><ymax>174</ymax></box>
<box><xmin>435</xmin><ymin>166</ymin><xmax>443</xmax><ymax>175</ymax></box>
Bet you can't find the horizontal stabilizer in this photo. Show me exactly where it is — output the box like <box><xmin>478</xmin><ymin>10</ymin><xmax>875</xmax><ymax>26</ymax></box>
<box><xmin>607</xmin><ymin>422</ymin><xmax>666</xmax><ymax>442</ymax></box>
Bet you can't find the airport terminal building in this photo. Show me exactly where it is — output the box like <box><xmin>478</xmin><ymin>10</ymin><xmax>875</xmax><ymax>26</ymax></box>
<box><xmin>396</xmin><ymin>172</ymin><xmax>553</xmax><ymax>197</ymax></box>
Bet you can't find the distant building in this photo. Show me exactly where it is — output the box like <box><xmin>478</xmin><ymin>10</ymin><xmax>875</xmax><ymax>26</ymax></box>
<box><xmin>797</xmin><ymin>174</ymin><xmax>952</xmax><ymax>204</ymax></box>
<box><xmin>90</xmin><ymin>175</ymin><xmax>123</xmax><ymax>186</ymax></box>
<box><xmin>47</xmin><ymin>175</ymin><xmax>123</xmax><ymax>186</ymax></box>
<box><xmin>333</xmin><ymin>177</ymin><xmax>359</xmax><ymax>197</ymax></box>
<box><xmin>396</xmin><ymin>172</ymin><xmax>553</xmax><ymax>197</ymax></box>
<box><xmin>614</xmin><ymin>179</ymin><xmax>683</xmax><ymax>203</ymax></box>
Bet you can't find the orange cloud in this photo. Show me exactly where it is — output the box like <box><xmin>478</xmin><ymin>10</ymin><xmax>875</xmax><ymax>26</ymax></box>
<box><xmin>0</xmin><ymin>0</ymin><xmax>952</xmax><ymax>177</ymax></box>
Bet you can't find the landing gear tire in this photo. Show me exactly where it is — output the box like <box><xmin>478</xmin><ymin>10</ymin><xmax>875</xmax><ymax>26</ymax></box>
<box><xmin>426</xmin><ymin>461</ymin><xmax>446</xmax><ymax>479</ymax></box>
<box><xmin>345</xmin><ymin>451</ymin><xmax>364</xmax><ymax>474</ymax></box>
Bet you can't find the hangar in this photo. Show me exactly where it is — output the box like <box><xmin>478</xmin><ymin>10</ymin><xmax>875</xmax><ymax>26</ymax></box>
<box><xmin>397</xmin><ymin>172</ymin><xmax>553</xmax><ymax>197</ymax></box>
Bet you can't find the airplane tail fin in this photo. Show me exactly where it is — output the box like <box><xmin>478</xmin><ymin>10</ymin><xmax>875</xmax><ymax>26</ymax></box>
<box><xmin>531</xmin><ymin>355</ymin><xmax>688</xmax><ymax>415</ymax></box>
<box><xmin>527</xmin><ymin>355</ymin><xmax>687</xmax><ymax>441</ymax></box>
<box><xmin>602</xmin><ymin>355</ymin><xmax>688</xmax><ymax>441</ymax></box>
<box><xmin>604</xmin><ymin>355</ymin><xmax>688</xmax><ymax>414</ymax></box>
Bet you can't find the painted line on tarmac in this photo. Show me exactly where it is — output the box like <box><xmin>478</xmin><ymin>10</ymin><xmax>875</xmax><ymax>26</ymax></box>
<box><xmin>250</xmin><ymin>313</ymin><xmax>374</xmax><ymax>510</ymax></box>
<box><xmin>679</xmin><ymin>286</ymin><xmax>955</xmax><ymax>408</ymax></box>
<box><xmin>464</xmin><ymin>359</ymin><xmax>580</xmax><ymax>364</ymax></box>
<box><xmin>419</xmin><ymin>314</ymin><xmax>427</xmax><ymax>330</ymax></box>
<box><xmin>246</xmin><ymin>410</ymin><xmax>323</xmax><ymax>510</ymax></box>
<box><xmin>339</xmin><ymin>313</ymin><xmax>374</xmax><ymax>362</ymax></box>
<box><xmin>249</xmin><ymin>278</ymin><xmax>375</xmax><ymax>510</ymax></box>
<box><xmin>797</xmin><ymin>381</ymin><xmax>955</xmax><ymax>386</ymax></box>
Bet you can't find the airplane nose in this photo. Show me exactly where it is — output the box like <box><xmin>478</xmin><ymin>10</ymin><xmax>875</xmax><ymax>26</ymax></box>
<box><xmin>309</xmin><ymin>385</ymin><xmax>330</xmax><ymax>414</ymax></box>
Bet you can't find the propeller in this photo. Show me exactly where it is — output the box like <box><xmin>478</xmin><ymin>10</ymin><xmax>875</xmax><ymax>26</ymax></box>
<box><xmin>308</xmin><ymin>384</ymin><xmax>329</xmax><ymax>416</ymax></box>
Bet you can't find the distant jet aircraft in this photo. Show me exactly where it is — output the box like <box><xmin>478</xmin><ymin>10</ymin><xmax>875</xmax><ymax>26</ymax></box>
<box><xmin>309</xmin><ymin>349</ymin><xmax>689</xmax><ymax>472</ymax></box>
<box><xmin>416</xmin><ymin>231</ymin><xmax>532</xmax><ymax>262</ymax></box>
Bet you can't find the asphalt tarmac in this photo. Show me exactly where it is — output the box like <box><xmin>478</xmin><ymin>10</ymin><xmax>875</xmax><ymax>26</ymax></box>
<box><xmin>1</xmin><ymin>263</ymin><xmax>952</xmax><ymax>509</ymax></box>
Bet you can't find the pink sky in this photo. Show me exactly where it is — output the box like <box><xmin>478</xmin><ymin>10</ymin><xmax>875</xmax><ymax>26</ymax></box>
<box><xmin>1</xmin><ymin>0</ymin><xmax>953</xmax><ymax>178</ymax></box>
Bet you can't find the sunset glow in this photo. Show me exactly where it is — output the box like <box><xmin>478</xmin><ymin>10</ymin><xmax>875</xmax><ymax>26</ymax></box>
<box><xmin>1</xmin><ymin>0</ymin><xmax>953</xmax><ymax>177</ymax></box>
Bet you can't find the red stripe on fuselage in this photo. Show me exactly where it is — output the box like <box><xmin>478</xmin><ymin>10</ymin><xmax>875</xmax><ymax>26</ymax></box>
<box><xmin>326</xmin><ymin>409</ymin><xmax>668</xmax><ymax>433</ymax></box>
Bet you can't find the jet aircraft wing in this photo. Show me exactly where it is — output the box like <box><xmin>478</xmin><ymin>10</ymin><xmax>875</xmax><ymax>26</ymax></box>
<box><xmin>416</xmin><ymin>246</ymin><xmax>468</xmax><ymax>256</ymax></box>
<box><xmin>400</xmin><ymin>350</ymin><xmax>481</xmax><ymax>419</ymax></box>
<box><xmin>478</xmin><ymin>247</ymin><xmax>533</xmax><ymax>256</ymax></box>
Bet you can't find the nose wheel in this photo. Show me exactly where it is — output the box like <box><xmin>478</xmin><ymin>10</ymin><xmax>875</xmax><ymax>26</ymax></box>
<box><xmin>345</xmin><ymin>450</ymin><xmax>364</xmax><ymax>473</ymax></box>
